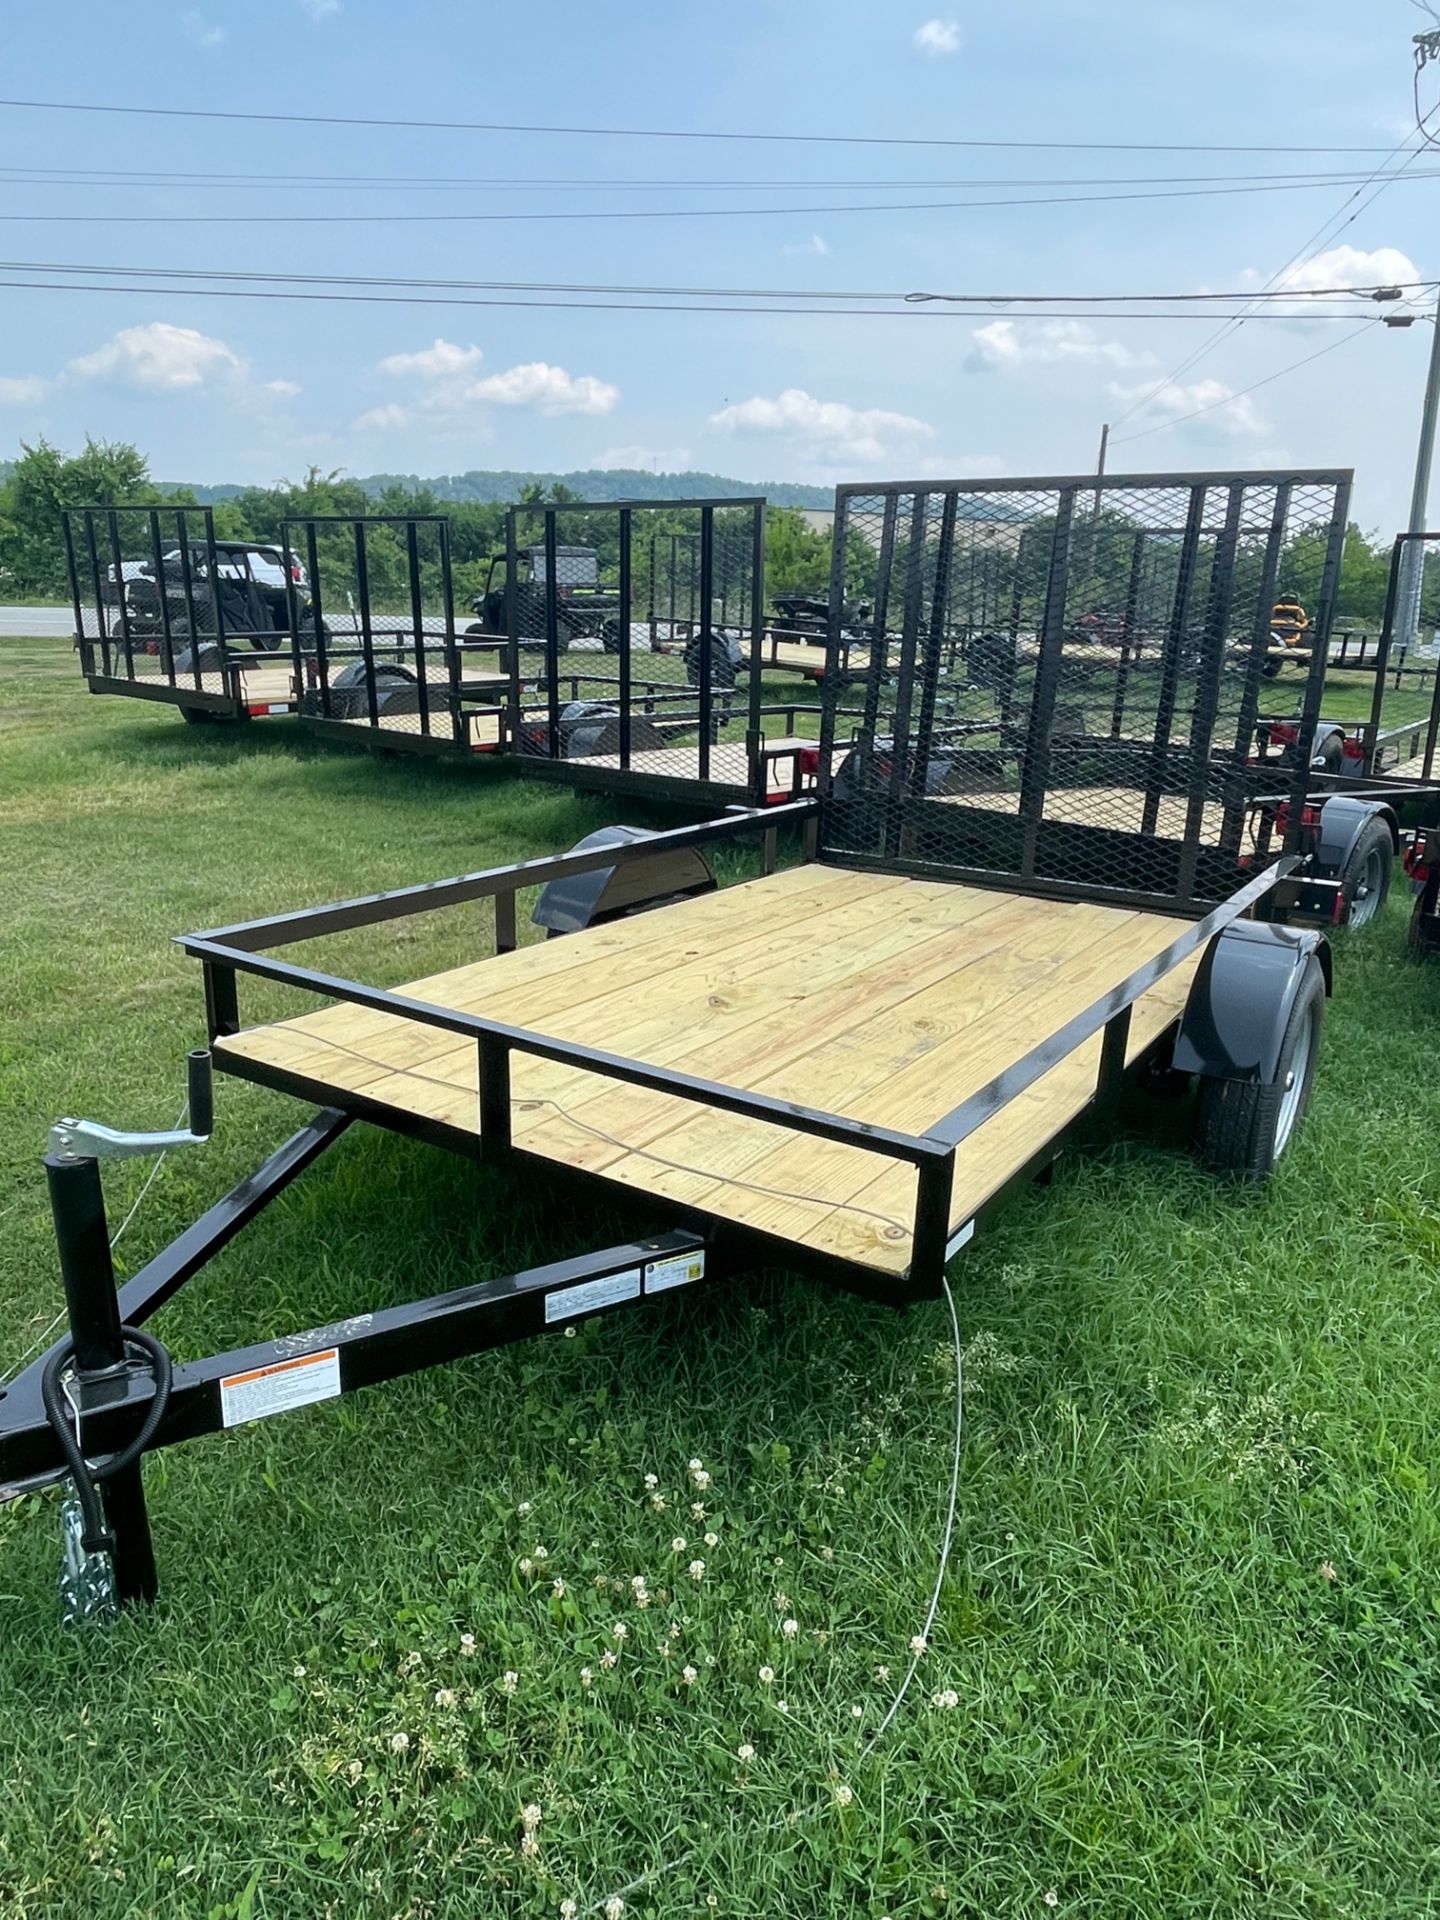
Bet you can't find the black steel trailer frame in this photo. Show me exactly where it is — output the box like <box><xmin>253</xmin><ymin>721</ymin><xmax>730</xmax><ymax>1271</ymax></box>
<box><xmin>8</xmin><ymin>470</ymin><xmax>1366</xmax><ymax>1617</ymax></box>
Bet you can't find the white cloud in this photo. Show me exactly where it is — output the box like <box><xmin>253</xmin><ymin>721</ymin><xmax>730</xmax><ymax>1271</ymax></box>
<box><xmin>298</xmin><ymin>0</ymin><xmax>340</xmax><ymax>16</ymax></box>
<box><xmin>913</xmin><ymin>17</ymin><xmax>961</xmax><ymax>54</ymax></box>
<box><xmin>782</xmin><ymin>234</ymin><xmax>830</xmax><ymax>257</ymax></box>
<box><xmin>1276</xmin><ymin>243</ymin><xmax>1421</xmax><ymax>297</ymax></box>
<box><xmin>1108</xmin><ymin>376</ymin><xmax>1267</xmax><ymax>438</ymax></box>
<box><xmin>709</xmin><ymin>387</ymin><xmax>936</xmax><ymax>466</ymax></box>
<box><xmin>180</xmin><ymin>9</ymin><xmax>225</xmax><ymax>46</ymax></box>
<box><xmin>966</xmin><ymin>319</ymin><xmax>1153</xmax><ymax>373</ymax></box>
<box><xmin>371</xmin><ymin>337</ymin><xmax>619</xmax><ymax>422</ymax></box>
<box><xmin>593</xmin><ymin>445</ymin><xmax>693</xmax><ymax>471</ymax></box>
<box><xmin>378</xmin><ymin>339</ymin><xmax>485</xmax><ymax>380</ymax></box>
<box><xmin>67</xmin><ymin>322</ymin><xmax>245</xmax><ymax>392</ymax></box>
<box><xmin>264</xmin><ymin>378</ymin><xmax>302</xmax><ymax>398</ymax></box>
<box><xmin>0</xmin><ymin>375</ymin><xmax>48</xmax><ymax>405</ymax></box>
<box><xmin>352</xmin><ymin>403</ymin><xmax>412</xmax><ymax>432</ymax></box>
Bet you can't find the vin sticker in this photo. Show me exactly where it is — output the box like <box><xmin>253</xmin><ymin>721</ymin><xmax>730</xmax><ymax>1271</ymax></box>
<box><xmin>544</xmin><ymin>1269</ymin><xmax>641</xmax><ymax>1325</ymax></box>
<box><xmin>644</xmin><ymin>1251</ymin><xmax>706</xmax><ymax>1295</ymax></box>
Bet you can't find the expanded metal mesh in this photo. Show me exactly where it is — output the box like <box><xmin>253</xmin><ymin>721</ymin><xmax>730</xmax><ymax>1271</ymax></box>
<box><xmin>819</xmin><ymin>472</ymin><xmax>1351</xmax><ymax>909</ymax></box>
<box><xmin>499</xmin><ymin>500</ymin><xmax>781</xmax><ymax>796</ymax></box>
<box><xmin>1354</xmin><ymin>532</ymin><xmax>1440</xmax><ymax>781</ymax></box>
<box><xmin>63</xmin><ymin>505</ymin><xmax>294</xmax><ymax>697</ymax></box>
<box><xmin>284</xmin><ymin>516</ymin><xmax>472</xmax><ymax>747</ymax></box>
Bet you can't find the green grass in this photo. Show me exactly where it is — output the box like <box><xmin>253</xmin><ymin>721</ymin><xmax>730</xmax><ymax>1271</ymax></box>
<box><xmin>2</xmin><ymin>637</ymin><xmax>1440</xmax><ymax>1919</ymax></box>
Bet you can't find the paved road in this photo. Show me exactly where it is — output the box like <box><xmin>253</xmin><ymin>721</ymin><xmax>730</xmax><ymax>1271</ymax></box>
<box><xmin>0</xmin><ymin>606</ymin><xmax>72</xmax><ymax>637</ymax></box>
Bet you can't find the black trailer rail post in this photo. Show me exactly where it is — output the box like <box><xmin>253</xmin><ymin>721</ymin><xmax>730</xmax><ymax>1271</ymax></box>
<box><xmin>104</xmin><ymin>507</ymin><xmax>134</xmax><ymax>680</ymax></box>
<box><xmin>1019</xmin><ymin>487</ymin><xmax>1077</xmax><ymax>878</ymax></box>
<box><xmin>1225</xmin><ymin>479</ymin><xmax>1292</xmax><ymax>854</ymax></box>
<box><xmin>403</xmin><ymin>516</ymin><xmax>431</xmax><ymax>739</ymax></box>
<box><xmin>543</xmin><ymin>507</ymin><xmax>562</xmax><ymax>760</ymax></box>
<box><xmin>617</xmin><ymin>505</ymin><xmax>633</xmax><ymax>769</ymax></box>
<box><xmin>60</xmin><ymin>508</ymin><xmax>91</xmax><ymax>680</ymax></box>
<box><xmin>438</xmin><ymin>514</ymin><xmax>461</xmax><ymax>748</ymax></box>
<box><xmin>1139</xmin><ymin>484</ymin><xmax>1205</xmax><ymax>839</ymax></box>
<box><xmin>697</xmin><ymin>504</ymin><xmax>714</xmax><ymax>783</ymax></box>
<box><xmin>1176</xmin><ymin>483</ymin><xmax>1244</xmax><ymax>900</ymax></box>
<box><xmin>1106</xmin><ymin>529</ymin><xmax>1148</xmax><ymax>741</ymax></box>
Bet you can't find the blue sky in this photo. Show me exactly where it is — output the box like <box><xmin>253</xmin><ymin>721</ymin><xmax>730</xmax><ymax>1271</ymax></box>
<box><xmin>0</xmin><ymin>0</ymin><xmax>1433</xmax><ymax>528</ymax></box>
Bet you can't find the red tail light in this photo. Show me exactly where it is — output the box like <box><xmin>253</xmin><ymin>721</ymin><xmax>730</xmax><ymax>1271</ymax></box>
<box><xmin>1342</xmin><ymin>737</ymin><xmax>1365</xmax><ymax>761</ymax></box>
<box><xmin>290</xmin><ymin>560</ymin><xmax>303</xmax><ymax>583</ymax></box>
<box><xmin>798</xmin><ymin>747</ymin><xmax>821</xmax><ymax>776</ymax></box>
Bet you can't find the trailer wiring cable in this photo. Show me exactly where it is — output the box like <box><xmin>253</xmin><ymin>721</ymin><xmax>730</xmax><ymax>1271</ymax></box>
<box><xmin>40</xmin><ymin>1328</ymin><xmax>173</xmax><ymax>1555</ymax></box>
<box><xmin>285</xmin><ymin>1027</ymin><xmax>921</xmax><ymax>1240</ymax></box>
<box><xmin>575</xmin><ymin>1274</ymin><xmax>966</xmax><ymax>1918</ymax></box>
<box><xmin>0</xmin><ymin>96</ymin><xmax>1421</xmax><ymax>156</ymax></box>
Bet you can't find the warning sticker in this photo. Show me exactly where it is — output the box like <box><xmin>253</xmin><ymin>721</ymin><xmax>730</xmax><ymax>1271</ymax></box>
<box><xmin>544</xmin><ymin>1269</ymin><xmax>641</xmax><ymax>1325</ymax></box>
<box><xmin>644</xmin><ymin>1251</ymin><xmax>706</xmax><ymax>1295</ymax></box>
<box><xmin>219</xmin><ymin>1348</ymin><xmax>341</xmax><ymax>1429</ymax></box>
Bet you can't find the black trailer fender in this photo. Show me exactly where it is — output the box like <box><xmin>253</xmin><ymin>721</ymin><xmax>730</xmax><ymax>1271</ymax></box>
<box><xmin>532</xmin><ymin>825</ymin><xmax>717</xmax><ymax>934</ymax></box>
<box><xmin>1171</xmin><ymin>920</ymin><xmax>1332</xmax><ymax>1084</ymax></box>
<box><xmin>1310</xmin><ymin>793</ymin><xmax>1399</xmax><ymax>873</ymax></box>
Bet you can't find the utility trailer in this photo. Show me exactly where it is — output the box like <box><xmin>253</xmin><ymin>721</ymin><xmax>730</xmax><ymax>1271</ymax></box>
<box><xmin>818</xmin><ymin>470</ymin><xmax>1412</xmax><ymax>930</ymax></box>
<box><xmin>1</xmin><ymin>478</ymin><xmax>1354</xmax><ymax>1616</ymax></box>
<box><xmin>63</xmin><ymin>507</ymin><xmax>309</xmax><ymax>724</ymax></box>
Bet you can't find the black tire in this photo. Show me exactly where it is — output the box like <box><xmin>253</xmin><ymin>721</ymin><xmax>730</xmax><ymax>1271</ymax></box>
<box><xmin>684</xmin><ymin>634</ymin><xmax>739</xmax><ymax>692</ymax></box>
<box><xmin>172</xmin><ymin>643</ymin><xmax>226</xmax><ymax>676</ymax></box>
<box><xmin>180</xmin><ymin>705</ymin><xmax>215</xmax><ymax>727</ymax></box>
<box><xmin>1337</xmin><ymin>819</ymin><xmax>1393</xmax><ymax>930</ymax></box>
<box><xmin>601</xmin><ymin>617</ymin><xmax>623</xmax><ymax>654</ymax></box>
<box><xmin>1194</xmin><ymin>958</ymin><xmax>1325</xmax><ymax>1182</ymax></box>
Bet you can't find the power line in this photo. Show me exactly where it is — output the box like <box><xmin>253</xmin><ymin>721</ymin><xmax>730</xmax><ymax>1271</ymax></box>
<box><xmin>1109</xmin><ymin>132</ymin><xmax>1433</xmax><ymax>431</ymax></box>
<box><xmin>0</xmin><ymin>275</ymin><xmax>1410</xmax><ymax>319</ymax></box>
<box><xmin>0</xmin><ymin>96</ymin><xmax>1419</xmax><ymax>154</ymax></box>
<box><xmin>5</xmin><ymin>257</ymin><xmax>1427</xmax><ymax>304</ymax></box>
<box><xmin>0</xmin><ymin>164</ymin><xmax>1432</xmax><ymax>192</ymax></box>
<box><xmin>1112</xmin><ymin>322</ymin><xmax>1382</xmax><ymax>443</ymax></box>
<box><xmin>6</xmin><ymin>171</ymin><xmax>1440</xmax><ymax>227</ymax></box>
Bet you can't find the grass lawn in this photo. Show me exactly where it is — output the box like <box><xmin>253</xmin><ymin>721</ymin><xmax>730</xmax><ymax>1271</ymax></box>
<box><xmin>2</xmin><ymin>637</ymin><xmax>1439</xmax><ymax>1920</ymax></box>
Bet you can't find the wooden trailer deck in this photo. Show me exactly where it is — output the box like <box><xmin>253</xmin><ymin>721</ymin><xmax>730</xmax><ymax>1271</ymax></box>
<box><xmin>215</xmin><ymin>864</ymin><xmax>1203</xmax><ymax>1277</ymax></box>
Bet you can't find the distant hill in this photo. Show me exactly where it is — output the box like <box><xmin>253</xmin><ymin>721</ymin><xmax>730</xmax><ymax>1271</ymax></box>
<box><xmin>157</xmin><ymin>467</ymin><xmax>835</xmax><ymax>508</ymax></box>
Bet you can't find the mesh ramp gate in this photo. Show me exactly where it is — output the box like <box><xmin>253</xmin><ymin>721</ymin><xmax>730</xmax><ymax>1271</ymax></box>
<box><xmin>818</xmin><ymin>471</ymin><xmax>1351</xmax><ymax>912</ymax></box>
<box><xmin>1353</xmin><ymin>531</ymin><xmax>1440</xmax><ymax>781</ymax></box>
<box><xmin>64</xmin><ymin>505</ymin><xmax>297</xmax><ymax>715</ymax></box>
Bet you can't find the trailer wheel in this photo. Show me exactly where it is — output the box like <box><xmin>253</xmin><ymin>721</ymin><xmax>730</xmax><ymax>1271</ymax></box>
<box><xmin>1337</xmin><ymin>818</ymin><xmax>1392</xmax><ymax>929</ymax></box>
<box><xmin>1193</xmin><ymin>957</ymin><xmax>1324</xmax><ymax>1181</ymax></box>
<box><xmin>684</xmin><ymin>634</ymin><xmax>739</xmax><ymax>691</ymax></box>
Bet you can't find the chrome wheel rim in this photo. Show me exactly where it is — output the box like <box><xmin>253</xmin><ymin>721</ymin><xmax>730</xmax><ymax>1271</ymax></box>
<box><xmin>1275</xmin><ymin>1003</ymin><xmax>1316</xmax><ymax>1156</ymax></box>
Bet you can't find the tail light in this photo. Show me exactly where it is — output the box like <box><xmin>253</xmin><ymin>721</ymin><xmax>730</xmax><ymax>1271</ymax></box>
<box><xmin>1273</xmin><ymin>801</ymin><xmax>1323</xmax><ymax>839</ymax></box>
<box><xmin>290</xmin><ymin>560</ymin><xmax>303</xmax><ymax>584</ymax></box>
<box><xmin>1342</xmin><ymin>737</ymin><xmax>1365</xmax><ymax>762</ymax></box>
<box><xmin>798</xmin><ymin>747</ymin><xmax>821</xmax><ymax>777</ymax></box>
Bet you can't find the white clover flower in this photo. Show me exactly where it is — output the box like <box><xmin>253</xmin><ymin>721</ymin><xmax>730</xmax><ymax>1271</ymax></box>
<box><xmin>635</xmin><ymin>1589</ymin><xmax>651</xmax><ymax>1608</ymax></box>
<box><xmin>820</xmin><ymin>1545</ymin><xmax>835</xmax><ymax>1561</ymax></box>
<box><xmin>834</xmin><ymin>1784</ymin><xmax>854</xmax><ymax>1808</ymax></box>
<box><xmin>398</xmin><ymin>1651</ymin><xmax>422</xmax><ymax>1675</ymax></box>
<box><xmin>600</xmin><ymin>1649</ymin><xmax>617</xmax><ymax>1670</ymax></box>
<box><xmin>519</xmin><ymin>1558</ymin><xmax>534</xmax><ymax>1576</ymax></box>
<box><xmin>931</xmin><ymin>1687</ymin><xmax>960</xmax><ymax>1710</ymax></box>
<box><xmin>874</xmin><ymin>1664</ymin><xmax>890</xmax><ymax>1682</ymax></box>
<box><xmin>909</xmin><ymin>1634</ymin><xmax>928</xmax><ymax>1656</ymax></box>
<box><xmin>612</xmin><ymin>1621</ymin><xmax>628</xmax><ymax>1641</ymax></box>
<box><xmin>388</xmin><ymin>1731</ymin><xmax>410</xmax><ymax>1754</ymax></box>
<box><xmin>580</xmin><ymin>1667</ymin><xmax>593</xmax><ymax>1687</ymax></box>
<box><xmin>521</xmin><ymin>1832</ymin><xmax>540</xmax><ymax>1859</ymax></box>
<box><xmin>737</xmin><ymin>1742</ymin><xmax>756</xmax><ymax>1762</ymax></box>
<box><xmin>690</xmin><ymin>1502</ymin><xmax>707</xmax><ymax>1520</ymax></box>
<box><xmin>704</xmin><ymin>1653</ymin><xmax>717</xmax><ymax>1667</ymax></box>
<box><xmin>781</xmin><ymin>1618</ymin><xmax>798</xmax><ymax>1639</ymax></box>
<box><xmin>644</xmin><ymin>1472</ymin><xmax>659</xmax><ymax>1490</ymax></box>
<box><xmin>433</xmin><ymin>1688</ymin><xmax>457</xmax><ymax>1710</ymax></box>
<box><xmin>564</xmin><ymin>1326</ymin><xmax>577</xmax><ymax>1338</ymax></box>
<box><xmin>522</xmin><ymin>1803</ymin><xmax>543</xmax><ymax>1831</ymax></box>
<box><xmin>704</xmin><ymin>1531</ymin><xmax>718</xmax><ymax>1548</ymax></box>
<box><xmin>692</xmin><ymin>1470</ymin><xmax>711</xmax><ymax>1491</ymax></box>
<box><xmin>671</xmin><ymin>1536</ymin><xmax>687</xmax><ymax>1553</ymax></box>
<box><xmin>681</xmin><ymin>1664</ymin><xmax>698</xmax><ymax>1685</ymax></box>
<box><xmin>688</xmin><ymin>1560</ymin><xmax>706</xmax><ymax>1582</ymax></box>
<box><xmin>532</xmin><ymin>1545</ymin><xmax>549</xmax><ymax>1562</ymax></box>
<box><xmin>630</xmin><ymin>1576</ymin><xmax>647</xmax><ymax>1593</ymax></box>
<box><xmin>293</xmin><ymin>1663</ymin><xmax>307</xmax><ymax>1679</ymax></box>
<box><xmin>459</xmin><ymin>1632</ymin><xmax>477</xmax><ymax>1656</ymax></box>
<box><xmin>777</xmin><ymin>1700</ymin><xmax>789</xmax><ymax>1713</ymax></box>
<box><xmin>1044</xmin><ymin>1894</ymin><xmax>1059</xmax><ymax>1910</ymax></box>
<box><xmin>850</xmin><ymin>1704</ymin><xmax>863</xmax><ymax>1719</ymax></box>
<box><xmin>560</xmin><ymin>1903</ymin><xmax>578</xmax><ymax>1920</ymax></box>
<box><xmin>517</xmin><ymin>1500</ymin><xmax>533</xmax><ymax>1517</ymax></box>
<box><xmin>759</xmin><ymin>1665</ymin><xmax>775</xmax><ymax>1684</ymax></box>
<box><xmin>605</xmin><ymin>1899</ymin><xmax>626</xmax><ymax>1920</ymax></box>
<box><xmin>774</xmin><ymin>1593</ymin><xmax>790</xmax><ymax>1613</ymax></box>
<box><xmin>669</xmin><ymin>1622</ymin><xmax>682</xmax><ymax>1639</ymax></box>
<box><xmin>551</xmin><ymin>1577</ymin><xmax>566</xmax><ymax>1598</ymax></box>
<box><xmin>688</xmin><ymin>1458</ymin><xmax>703</xmax><ymax>1473</ymax></box>
<box><xmin>500</xmin><ymin>1670</ymin><xmax>519</xmax><ymax>1695</ymax></box>
<box><xmin>650</xmin><ymin>1493</ymin><xmax>668</xmax><ymax>1511</ymax></box>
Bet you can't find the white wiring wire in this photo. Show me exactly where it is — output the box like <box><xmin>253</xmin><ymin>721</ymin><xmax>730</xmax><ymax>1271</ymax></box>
<box><xmin>576</xmin><ymin>1272</ymin><xmax>967</xmax><ymax>1917</ymax></box>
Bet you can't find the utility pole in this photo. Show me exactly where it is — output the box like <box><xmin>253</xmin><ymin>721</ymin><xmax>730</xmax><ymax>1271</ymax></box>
<box><xmin>1093</xmin><ymin>421</ymin><xmax>1109</xmax><ymax>517</ymax></box>
<box><xmin>1396</xmin><ymin>285</ymin><xmax>1440</xmax><ymax>646</ymax></box>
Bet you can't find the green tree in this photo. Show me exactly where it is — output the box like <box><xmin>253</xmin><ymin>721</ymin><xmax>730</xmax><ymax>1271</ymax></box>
<box><xmin>0</xmin><ymin>437</ymin><xmax>166</xmax><ymax>598</ymax></box>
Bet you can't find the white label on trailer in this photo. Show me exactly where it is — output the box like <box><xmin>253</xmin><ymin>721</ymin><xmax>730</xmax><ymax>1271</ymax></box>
<box><xmin>544</xmin><ymin>1268</ymin><xmax>641</xmax><ymax>1325</ymax></box>
<box><xmin>644</xmin><ymin>1251</ymin><xmax>706</xmax><ymax>1295</ymax></box>
<box><xmin>945</xmin><ymin>1218</ymin><xmax>977</xmax><ymax>1261</ymax></box>
<box><xmin>219</xmin><ymin>1348</ymin><xmax>341</xmax><ymax>1428</ymax></box>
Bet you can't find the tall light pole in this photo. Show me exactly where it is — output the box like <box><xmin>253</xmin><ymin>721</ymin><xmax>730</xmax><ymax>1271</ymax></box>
<box><xmin>1396</xmin><ymin>286</ymin><xmax>1440</xmax><ymax>646</ymax></box>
